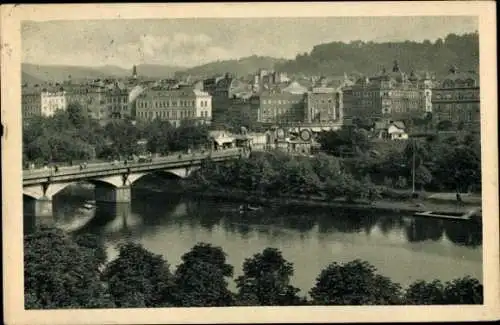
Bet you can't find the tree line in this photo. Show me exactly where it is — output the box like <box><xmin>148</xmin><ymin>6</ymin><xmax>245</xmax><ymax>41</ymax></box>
<box><xmin>23</xmin><ymin>102</ymin><xmax>211</xmax><ymax>167</ymax></box>
<box><xmin>25</xmin><ymin>227</ymin><xmax>483</xmax><ymax>309</ymax></box>
<box><xmin>275</xmin><ymin>32</ymin><xmax>479</xmax><ymax>78</ymax></box>
<box><xmin>316</xmin><ymin>125</ymin><xmax>481</xmax><ymax>193</ymax></box>
<box><xmin>190</xmin><ymin>150</ymin><xmax>379</xmax><ymax>203</ymax></box>
<box><xmin>188</xmin><ymin>127</ymin><xmax>481</xmax><ymax>204</ymax></box>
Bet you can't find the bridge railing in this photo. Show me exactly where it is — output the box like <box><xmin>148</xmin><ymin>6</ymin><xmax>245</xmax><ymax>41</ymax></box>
<box><xmin>23</xmin><ymin>149</ymin><xmax>243</xmax><ymax>184</ymax></box>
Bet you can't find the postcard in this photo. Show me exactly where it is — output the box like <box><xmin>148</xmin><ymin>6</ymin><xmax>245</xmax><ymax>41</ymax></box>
<box><xmin>1</xmin><ymin>2</ymin><xmax>498</xmax><ymax>324</ymax></box>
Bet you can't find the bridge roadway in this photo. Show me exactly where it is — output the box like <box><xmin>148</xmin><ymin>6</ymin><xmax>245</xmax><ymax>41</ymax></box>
<box><xmin>23</xmin><ymin>148</ymin><xmax>245</xmax><ymax>218</ymax></box>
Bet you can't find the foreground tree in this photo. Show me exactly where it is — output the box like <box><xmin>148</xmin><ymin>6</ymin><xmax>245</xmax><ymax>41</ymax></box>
<box><xmin>24</xmin><ymin>227</ymin><xmax>114</xmax><ymax>309</ymax></box>
<box><xmin>101</xmin><ymin>242</ymin><xmax>175</xmax><ymax>307</ymax></box>
<box><xmin>73</xmin><ymin>233</ymin><xmax>107</xmax><ymax>269</ymax></box>
<box><xmin>404</xmin><ymin>280</ymin><xmax>446</xmax><ymax>304</ymax></box>
<box><xmin>235</xmin><ymin>247</ymin><xmax>304</xmax><ymax>306</ymax></box>
<box><xmin>309</xmin><ymin>259</ymin><xmax>402</xmax><ymax>305</ymax></box>
<box><xmin>173</xmin><ymin>243</ymin><xmax>234</xmax><ymax>307</ymax></box>
<box><xmin>404</xmin><ymin>277</ymin><xmax>483</xmax><ymax>305</ymax></box>
<box><xmin>442</xmin><ymin>276</ymin><xmax>483</xmax><ymax>304</ymax></box>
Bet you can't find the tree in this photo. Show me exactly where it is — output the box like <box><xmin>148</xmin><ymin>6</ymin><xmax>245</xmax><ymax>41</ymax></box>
<box><xmin>73</xmin><ymin>233</ymin><xmax>107</xmax><ymax>268</ymax></box>
<box><xmin>66</xmin><ymin>102</ymin><xmax>88</xmax><ymax>129</ymax></box>
<box><xmin>404</xmin><ymin>277</ymin><xmax>483</xmax><ymax>305</ymax></box>
<box><xmin>177</xmin><ymin>243</ymin><xmax>233</xmax><ymax>277</ymax></box>
<box><xmin>24</xmin><ymin>227</ymin><xmax>114</xmax><ymax>309</ymax></box>
<box><xmin>415</xmin><ymin>165</ymin><xmax>433</xmax><ymax>190</ymax></box>
<box><xmin>442</xmin><ymin>276</ymin><xmax>483</xmax><ymax>304</ymax></box>
<box><xmin>101</xmin><ymin>242</ymin><xmax>175</xmax><ymax>307</ymax></box>
<box><xmin>172</xmin><ymin>243</ymin><xmax>234</xmax><ymax>307</ymax></box>
<box><xmin>235</xmin><ymin>248</ymin><xmax>304</xmax><ymax>306</ymax></box>
<box><xmin>173</xmin><ymin>261</ymin><xmax>234</xmax><ymax>307</ymax></box>
<box><xmin>404</xmin><ymin>280</ymin><xmax>446</xmax><ymax>304</ymax></box>
<box><xmin>309</xmin><ymin>259</ymin><xmax>402</xmax><ymax>305</ymax></box>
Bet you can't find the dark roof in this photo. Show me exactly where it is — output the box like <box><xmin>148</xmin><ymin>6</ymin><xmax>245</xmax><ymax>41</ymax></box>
<box><xmin>391</xmin><ymin>121</ymin><xmax>406</xmax><ymax>129</ymax></box>
<box><xmin>442</xmin><ymin>70</ymin><xmax>478</xmax><ymax>83</ymax></box>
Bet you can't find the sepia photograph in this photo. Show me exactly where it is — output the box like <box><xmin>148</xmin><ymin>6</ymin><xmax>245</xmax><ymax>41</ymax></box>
<box><xmin>2</xmin><ymin>2</ymin><xmax>498</xmax><ymax>324</ymax></box>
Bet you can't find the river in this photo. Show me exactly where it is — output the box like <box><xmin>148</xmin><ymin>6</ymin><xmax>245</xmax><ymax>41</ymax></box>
<box><xmin>24</xmin><ymin>186</ymin><xmax>483</xmax><ymax>295</ymax></box>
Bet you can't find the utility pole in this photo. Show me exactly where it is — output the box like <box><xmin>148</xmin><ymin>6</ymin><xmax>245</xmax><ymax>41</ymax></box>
<box><xmin>412</xmin><ymin>138</ymin><xmax>416</xmax><ymax>194</ymax></box>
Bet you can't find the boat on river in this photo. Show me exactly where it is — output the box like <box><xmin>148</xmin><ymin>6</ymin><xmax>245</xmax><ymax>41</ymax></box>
<box><xmin>239</xmin><ymin>204</ymin><xmax>262</xmax><ymax>213</ymax></box>
<box><xmin>413</xmin><ymin>208</ymin><xmax>482</xmax><ymax>222</ymax></box>
<box><xmin>79</xmin><ymin>200</ymin><xmax>96</xmax><ymax>211</ymax></box>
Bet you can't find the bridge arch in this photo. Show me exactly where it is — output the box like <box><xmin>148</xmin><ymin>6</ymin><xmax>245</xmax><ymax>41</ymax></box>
<box><xmin>126</xmin><ymin>167</ymin><xmax>200</xmax><ymax>187</ymax></box>
<box><xmin>22</xmin><ymin>177</ymin><xmax>139</xmax><ymax>200</ymax></box>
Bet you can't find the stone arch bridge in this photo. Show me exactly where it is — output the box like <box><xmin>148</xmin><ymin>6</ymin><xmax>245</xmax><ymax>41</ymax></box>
<box><xmin>23</xmin><ymin>150</ymin><xmax>245</xmax><ymax>218</ymax></box>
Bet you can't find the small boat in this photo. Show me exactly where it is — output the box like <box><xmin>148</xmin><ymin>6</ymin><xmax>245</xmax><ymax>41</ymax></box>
<box><xmin>239</xmin><ymin>204</ymin><xmax>262</xmax><ymax>213</ymax></box>
<box><xmin>80</xmin><ymin>200</ymin><xmax>96</xmax><ymax>210</ymax></box>
<box><xmin>414</xmin><ymin>208</ymin><xmax>481</xmax><ymax>221</ymax></box>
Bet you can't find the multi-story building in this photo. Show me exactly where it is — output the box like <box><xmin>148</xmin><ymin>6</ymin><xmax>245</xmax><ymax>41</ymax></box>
<box><xmin>342</xmin><ymin>61</ymin><xmax>429</xmax><ymax>121</ymax></box>
<box><xmin>135</xmin><ymin>86</ymin><xmax>212</xmax><ymax>127</ymax></box>
<box><xmin>40</xmin><ymin>86</ymin><xmax>67</xmax><ymax>117</ymax></box>
<box><xmin>432</xmin><ymin>66</ymin><xmax>480</xmax><ymax>130</ymax></box>
<box><xmin>65</xmin><ymin>83</ymin><xmax>108</xmax><ymax>120</ymax></box>
<box><xmin>255</xmin><ymin>81</ymin><xmax>308</xmax><ymax>125</ymax></box>
<box><xmin>208</xmin><ymin>73</ymin><xmax>253</xmax><ymax>127</ymax></box>
<box><xmin>106</xmin><ymin>82</ymin><xmax>130</xmax><ymax>119</ymax></box>
<box><xmin>22</xmin><ymin>85</ymin><xmax>42</xmax><ymax>119</ymax></box>
<box><xmin>305</xmin><ymin>88</ymin><xmax>342</xmax><ymax>123</ymax></box>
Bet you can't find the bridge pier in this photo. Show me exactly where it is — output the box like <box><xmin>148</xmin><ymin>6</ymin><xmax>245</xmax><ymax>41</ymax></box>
<box><xmin>24</xmin><ymin>197</ymin><xmax>53</xmax><ymax>218</ymax></box>
<box><xmin>23</xmin><ymin>197</ymin><xmax>54</xmax><ymax>230</ymax></box>
<box><xmin>94</xmin><ymin>184</ymin><xmax>131</xmax><ymax>204</ymax></box>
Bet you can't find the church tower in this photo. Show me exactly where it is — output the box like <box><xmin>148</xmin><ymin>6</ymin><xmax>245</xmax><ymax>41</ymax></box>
<box><xmin>132</xmin><ymin>65</ymin><xmax>137</xmax><ymax>79</ymax></box>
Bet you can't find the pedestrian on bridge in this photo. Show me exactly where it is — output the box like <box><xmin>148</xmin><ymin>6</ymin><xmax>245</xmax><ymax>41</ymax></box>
<box><xmin>54</xmin><ymin>165</ymin><xmax>59</xmax><ymax>173</ymax></box>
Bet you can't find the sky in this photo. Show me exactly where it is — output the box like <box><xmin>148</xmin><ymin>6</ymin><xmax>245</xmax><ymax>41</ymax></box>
<box><xmin>22</xmin><ymin>16</ymin><xmax>478</xmax><ymax>69</ymax></box>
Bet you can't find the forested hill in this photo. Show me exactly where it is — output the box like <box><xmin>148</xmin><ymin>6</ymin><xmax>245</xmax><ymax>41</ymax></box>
<box><xmin>174</xmin><ymin>55</ymin><xmax>286</xmax><ymax>79</ymax></box>
<box><xmin>275</xmin><ymin>32</ymin><xmax>479</xmax><ymax>78</ymax></box>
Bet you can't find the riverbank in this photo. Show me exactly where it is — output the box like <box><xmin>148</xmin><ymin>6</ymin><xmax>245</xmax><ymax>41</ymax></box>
<box><xmin>136</xmin><ymin>182</ymin><xmax>481</xmax><ymax>217</ymax></box>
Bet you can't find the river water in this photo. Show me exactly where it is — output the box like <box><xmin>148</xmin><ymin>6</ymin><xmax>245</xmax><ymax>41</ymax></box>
<box><xmin>25</xmin><ymin>186</ymin><xmax>483</xmax><ymax>295</ymax></box>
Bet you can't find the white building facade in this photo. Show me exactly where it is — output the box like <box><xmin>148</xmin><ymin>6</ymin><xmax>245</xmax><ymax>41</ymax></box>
<box><xmin>41</xmin><ymin>89</ymin><xmax>67</xmax><ymax>117</ymax></box>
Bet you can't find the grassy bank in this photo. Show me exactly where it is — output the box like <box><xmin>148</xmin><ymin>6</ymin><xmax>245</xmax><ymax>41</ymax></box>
<box><xmin>136</xmin><ymin>181</ymin><xmax>481</xmax><ymax>216</ymax></box>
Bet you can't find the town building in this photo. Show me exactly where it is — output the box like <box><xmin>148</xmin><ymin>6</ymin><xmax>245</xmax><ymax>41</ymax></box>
<box><xmin>105</xmin><ymin>82</ymin><xmax>130</xmax><ymax>120</ymax></box>
<box><xmin>431</xmin><ymin>66</ymin><xmax>480</xmax><ymax>131</ymax></box>
<box><xmin>23</xmin><ymin>84</ymin><xmax>68</xmax><ymax>118</ymax></box>
<box><xmin>252</xmin><ymin>69</ymin><xmax>290</xmax><ymax>92</ymax></box>
<box><xmin>64</xmin><ymin>82</ymin><xmax>108</xmax><ymax>120</ymax></box>
<box><xmin>41</xmin><ymin>86</ymin><xmax>68</xmax><ymax>117</ymax></box>
<box><xmin>255</xmin><ymin>81</ymin><xmax>308</xmax><ymax>125</ymax></box>
<box><xmin>207</xmin><ymin>73</ymin><xmax>253</xmax><ymax>128</ymax></box>
<box><xmin>22</xmin><ymin>85</ymin><xmax>42</xmax><ymax>119</ymax></box>
<box><xmin>303</xmin><ymin>74</ymin><xmax>354</xmax><ymax>127</ymax></box>
<box><xmin>342</xmin><ymin>61</ymin><xmax>430</xmax><ymax>122</ymax></box>
<box><xmin>374</xmin><ymin>120</ymin><xmax>409</xmax><ymax>140</ymax></box>
<box><xmin>135</xmin><ymin>86</ymin><xmax>212</xmax><ymax>127</ymax></box>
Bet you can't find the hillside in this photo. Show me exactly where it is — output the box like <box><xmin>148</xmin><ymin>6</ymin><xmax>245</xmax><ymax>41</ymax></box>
<box><xmin>136</xmin><ymin>64</ymin><xmax>183</xmax><ymax>78</ymax></box>
<box><xmin>21</xmin><ymin>63</ymin><xmax>183</xmax><ymax>83</ymax></box>
<box><xmin>22</xmin><ymin>63</ymin><xmax>115</xmax><ymax>83</ymax></box>
<box><xmin>275</xmin><ymin>32</ymin><xmax>479</xmax><ymax>78</ymax></box>
<box><xmin>174</xmin><ymin>55</ymin><xmax>286</xmax><ymax>79</ymax></box>
<box><xmin>22</xmin><ymin>71</ymin><xmax>45</xmax><ymax>85</ymax></box>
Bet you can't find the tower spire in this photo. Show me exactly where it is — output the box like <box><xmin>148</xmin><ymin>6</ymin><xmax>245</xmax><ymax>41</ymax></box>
<box><xmin>132</xmin><ymin>65</ymin><xmax>137</xmax><ymax>79</ymax></box>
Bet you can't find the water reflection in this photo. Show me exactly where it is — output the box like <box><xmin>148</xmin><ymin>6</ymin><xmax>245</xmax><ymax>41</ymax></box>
<box><xmin>445</xmin><ymin>221</ymin><xmax>483</xmax><ymax>248</ymax></box>
<box><xmin>24</xmin><ymin>188</ymin><xmax>483</xmax><ymax>291</ymax></box>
